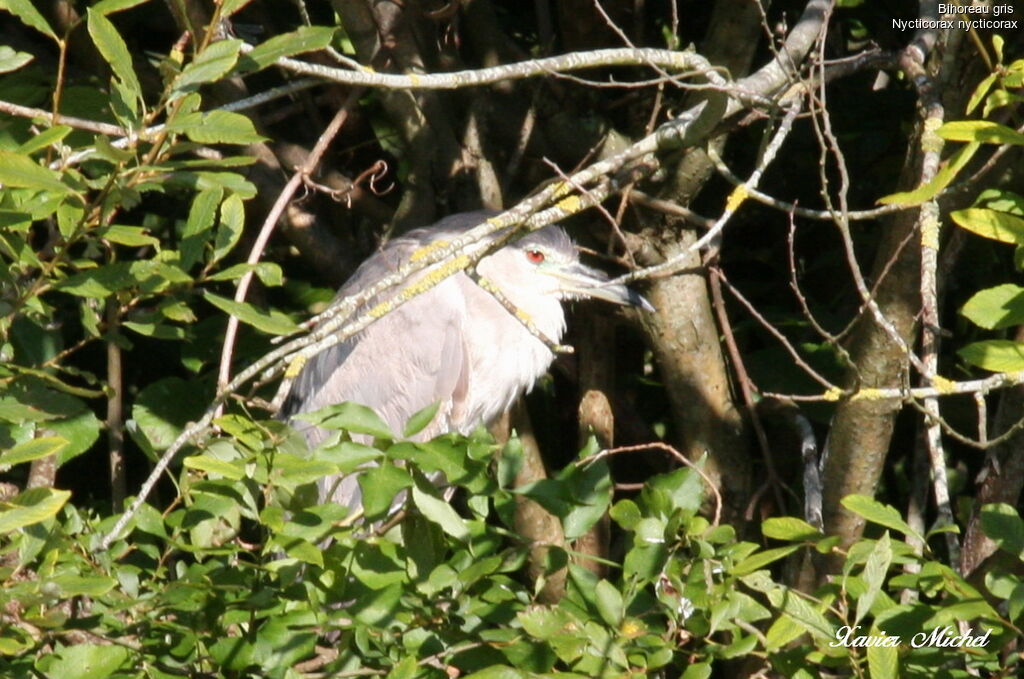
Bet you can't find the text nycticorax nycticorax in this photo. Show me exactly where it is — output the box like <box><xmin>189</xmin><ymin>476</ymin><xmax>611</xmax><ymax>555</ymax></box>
<box><xmin>281</xmin><ymin>211</ymin><xmax>651</xmax><ymax>509</ymax></box>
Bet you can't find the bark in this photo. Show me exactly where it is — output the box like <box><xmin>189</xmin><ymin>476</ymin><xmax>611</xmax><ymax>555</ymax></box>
<box><xmin>632</xmin><ymin>0</ymin><xmax>763</xmax><ymax>526</ymax></box>
<box><xmin>639</xmin><ymin>225</ymin><xmax>749</xmax><ymax>524</ymax></box>
<box><xmin>501</xmin><ymin>403</ymin><xmax>568</xmax><ymax>603</ymax></box>
<box><xmin>574</xmin><ymin>307</ymin><xmax>617</xmax><ymax>576</ymax></box>
<box><xmin>820</xmin><ymin>197</ymin><xmax>920</xmax><ymax>572</ymax></box>
<box><xmin>961</xmin><ymin>329</ymin><xmax>1024</xmax><ymax>576</ymax></box>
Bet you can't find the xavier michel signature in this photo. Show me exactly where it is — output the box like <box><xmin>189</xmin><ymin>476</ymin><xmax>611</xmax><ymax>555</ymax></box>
<box><xmin>830</xmin><ymin>625</ymin><xmax>992</xmax><ymax>649</ymax></box>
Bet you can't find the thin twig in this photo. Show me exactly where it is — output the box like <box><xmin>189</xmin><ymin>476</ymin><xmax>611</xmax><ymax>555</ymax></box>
<box><xmin>709</xmin><ymin>266</ymin><xmax>790</xmax><ymax>515</ymax></box>
<box><xmin>616</xmin><ymin>99</ymin><xmax>802</xmax><ymax>284</ymax></box>
<box><xmin>901</xmin><ymin>32</ymin><xmax>960</xmax><ymax>569</ymax></box>
<box><xmin>215</xmin><ymin>89</ymin><xmax>364</xmax><ymax>409</ymax></box>
<box><xmin>590</xmin><ymin>442</ymin><xmax>723</xmax><ymax>526</ymax></box>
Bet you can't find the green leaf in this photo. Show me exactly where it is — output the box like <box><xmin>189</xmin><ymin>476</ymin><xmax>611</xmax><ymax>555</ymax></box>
<box><xmin>0</xmin><ymin>382</ymin><xmax>100</xmax><ymax>466</ymax></box>
<box><xmin>17</xmin><ymin>125</ymin><xmax>72</xmax><ymax>155</ymax></box>
<box><xmin>203</xmin><ymin>291</ymin><xmax>300</xmax><ymax>335</ymax></box>
<box><xmin>866</xmin><ymin>627</ymin><xmax>898</xmax><ymax>679</ymax></box>
<box><xmin>0</xmin><ymin>151</ymin><xmax>72</xmax><ymax>195</ymax></box>
<box><xmin>316</xmin><ymin>440</ymin><xmax>383</xmax><ymax>473</ymax></box>
<box><xmin>762</xmin><ymin>516</ymin><xmax>824</xmax><ymax>542</ymax></box>
<box><xmin>959</xmin><ymin>339</ymin><xmax>1024</xmax><ymax>372</ymax></box>
<box><xmin>238</xmin><ymin>26</ymin><xmax>337</xmax><ymax>71</ymax></box>
<box><xmin>402</xmin><ymin>513</ymin><xmax>445</xmax><ymax>581</ymax></box>
<box><xmin>732</xmin><ymin>544</ymin><xmax>801</xmax><ymax>576</ymax></box>
<box><xmin>297</xmin><ymin>402</ymin><xmax>394</xmax><ymax>439</ymax></box>
<box><xmin>122</xmin><ymin>321</ymin><xmax>186</xmax><ymax>340</ymax></box>
<box><xmin>221</xmin><ymin>0</ymin><xmax>254</xmax><ymax>17</ymax></box>
<box><xmin>855</xmin><ymin>532</ymin><xmax>893</xmax><ymax>624</ymax></box>
<box><xmin>462</xmin><ymin>667</ymin><xmax>524</xmax><ymax>679</ymax></box>
<box><xmin>0</xmin><ymin>45</ymin><xmax>33</xmax><ymax>73</ymax></box>
<box><xmin>841</xmin><ymin>495</ymin><xmax>923</xmax><ymax>543</ymax></box>
<box><xmin>207</xmin><ymin>262</ymin><xmax>283</xmax><ymax>286</ymax></box>
<box><xmin>93</xmin><ymin>133</ymin><xmax>134</xmax><ymax>163</ymax></box>
<box><xmin>45</xmin><ymin>643</ymin><xmax>131</xmax><ymax>679</ymax></box>
<box><xmin>645</xmin><ymin>466</ymin><xmax>703</xmax><ymax>514</ymax></box>
<box><xmin>961</xmin><ymin>283</ymin><xmax>1024</xmax><ymax>329</ymax></box>
<box><xmin>771</xmin><ymin>588</ymin><xmax>834</xmax><ymax>642</ymax></box>
<box><xmin>386</xmin><ymin>656</ymin><xmax>418</xmax><ymax>679</ymax></box>
<box><xmin>553</xmin><ymin>452</ymin><xmax>613</xmax><ymax>539</ymax></box>
<box><xmin>594</xmin><ymin>579</ymin><xmax>623</xmax><ymax>627</ymax></box>
<box><xmin>1009</xmin><ymin>583</ymin><xmax>1024</xmax><ymax>621</ymax></box>
<box><xmin>173</xmin><ymin>39</ymin><xmax>242</xmax><ymax>97</ymax></box>
<box><xmin>877</xmin><ymin>142</ymin><xmax>979</xmax><ymax>206</ymax></box>
<box><xmin>403</xmin><ymin>401</ymin><xmax>440</xmax><ymax>438</ymax></box>
<box><xmin>56</xmin><ymin>202</ymin><xmax>83</xmax><ymax>238</ymax></box>
<box><xmin>55</xmin><ymin>262</ymin><xmax>134</xmax><ymax>298</ymax></box>
<box><xmin>412</xmin><ymin>474</ymin><xmax>469</xmax><ymax>540</ymax></box>
<box><xmin>938</xmin><ymin>120</ymin><xmax>1024</xmax><ymax>145</ymax></box>
<box><xmin>91</xmin><ymin>0</ymin><xmax>151</xmax><ymax>14</ymax></box>
<box><xmin>764</xmin><ymin>614</ymin><xmax>805</xmax><ymax>651</ymax></box>
<box><xmin>86</xmin><ymin>10</ymin><xmax>141</xmax><ymax>99</ymax></box>
<box><xmin>609</xmin><ymin>498</ymin><xmax>641</xmax><ymax>530</ymax></box>
<box><xmin>213</xmin><ymin>193</ymin><xmax>244</xmax><ymax>261</ymax></box>
<box><xmin>681</xmin><ymin>664</ymin><xmax>712</xmax><ymax>679</ymax></box>
<box><xmin>966</xmin><ymin>72</ymin><xmax>998</xmax><ymax>115</ymax></box>
<box><xmin>183</xmin><ymin>187</ymin><xmax>223</xmax><ymax>237</ymax></box>
<box><xmin>0</xmin><ymin>436</ymin><xmax>68</xmax><ymax>468</ymax></box>
<box><xmin>980</xmin><ymin>503</ymin><xmax>1024</xmax><ymax>559</ymax></box>
<box><xmin>283</xmin><ymin>538</ymin><xmax>325</xmax><ymax>567</ymax></box>
<box><xmin>166</xmin><ymin>110</ymin><xmax>264</xmax><ymax>145</ymax></box>
<box><xmin>171</xmin><ymin>170</ymin><xmax>257</xmax><ymax>198</ymax></box>
<box><xmin>128</xmin><ymin>377</ymin><xmax>208</xmax><ymax>453</ymax></box>
<box><xmin>518</xmin><ymin>605</ymin><xmax>579</xmax><ymax>640</ymax></box>
<box><xmin>0</xmin><ymin>487</ymin><xmax>70</xmax><ymax>532</ymax></box>
<box><xmin>359</xmin><ymin>464</ymin><xmax>412</xmax><ymax>519</ymax></box>
<box><xmin>271</xmin><ymin>453</ymin><xmax>338</xmax><ymax>486</ymax></box>
<box><xmin>0</xmin><ymin>0</ymin><xmax>57</xmax><ymax>41</ymax></box>
<box><xmin>181</xmin><ymin>187</ymin><xmax>222</xmax><ymax>269</ymax></box>
<box><xmin>952</xmin><ymin>208</ymin><xmax>1024</xmax><ymax>244</ymax></box>
<box><xmin>183</xmin><ymin>454</ymin><xmax>245</xmax><ymax>480</ymax></box>
<box><xmin>98</xmin><ymin>224</ymin><xmax>160</xmax><ymax>248</ymax></box>
<box><xmin>49</xmin><ymin>575</ymin><xmax>118</xmax><ymax>597</ymax></box>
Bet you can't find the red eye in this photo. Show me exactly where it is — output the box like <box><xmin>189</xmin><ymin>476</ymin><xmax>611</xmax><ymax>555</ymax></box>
<box><xmin>526</xmin><ymin>249</ymin><xmax>545</xmax><ymax>264</ymax></box>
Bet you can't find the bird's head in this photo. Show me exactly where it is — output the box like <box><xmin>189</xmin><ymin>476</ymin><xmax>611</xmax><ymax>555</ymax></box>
<box><xmin>498</xmin><ymin>226</ymin><xmax>654</xmax><ymax>312</ymax></box>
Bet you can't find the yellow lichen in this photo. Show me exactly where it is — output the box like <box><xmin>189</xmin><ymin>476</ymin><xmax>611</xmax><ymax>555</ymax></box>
<box><xmin>549</xmin><ymin>181</ymin><xmax>573</xmax><ymax>198</ymax></box>
<box><xmin>930</xmin><ymin>375</ymin><xmax>956</xmax><ymax>394</ymax></box>
<box><xmin>921</xmin><ymin>213</ymin><xmax>940</xmax><ymax>250</ymax></box>
<box><xmin>555</xmin><ymin>195</ymin><xmax>583</xmax><ymax>213</ymax></box>
<box><xmin>822</xmin><ymin>386</ymin><xmax>845</xmax><ymax>401</ymax></box>
<box><xmin>400</xmin><ymin>255</ymin><xmax>471</xmax><ymax>300</ymax></box>
<box><xmin>410</xmin><ymin>239</ymin><xmax>450</xmax><ymax>262</ymax></box>
<box><xmin>725</xmin><ymin>185</ymin><xmax>749</xmax><ymax>213</ymax></box>
<box><xmin>922</xmin><ymin>117</ymin><xmax>944</xmax><ymax>153</ymax></box>
<box><xmin>284</xmin><ymin>355</ymin><xmax>307</xmax><ymax>379</ymax></box>
<box><xmin>368</xmin><ymin>300</ymin><xmax>393</xmax><ymax>318</ymax></box>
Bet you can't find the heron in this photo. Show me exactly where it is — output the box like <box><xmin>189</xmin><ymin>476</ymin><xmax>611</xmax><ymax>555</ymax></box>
<box><xmin>281</xmin><ymin>211</ymin><xmax>652</xmax><ymax>510</ymax></box>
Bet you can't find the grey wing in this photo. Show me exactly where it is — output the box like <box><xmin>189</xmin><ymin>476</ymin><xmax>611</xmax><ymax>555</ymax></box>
<box><xmin>285</xmin><ymin>275</ymin><xmax>470</xmax><ymax>510</ymax></box>
<box><xmin>289</xmin><ymin>284</ymin><xmax>469</xmax><ymax>442</ymax></box>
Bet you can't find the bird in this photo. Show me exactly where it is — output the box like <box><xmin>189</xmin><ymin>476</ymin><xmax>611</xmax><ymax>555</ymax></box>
<box><xmin>280</xmin><ymin>210</ymin><xmax>652</xmax><ymax>511</ymax></box>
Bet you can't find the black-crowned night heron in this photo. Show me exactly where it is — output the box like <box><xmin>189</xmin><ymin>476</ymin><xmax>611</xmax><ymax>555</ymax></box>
<box><xmin>281</xmin><ymin>211</ymin><xmax>651</xmax><ymax>509</ymax></box>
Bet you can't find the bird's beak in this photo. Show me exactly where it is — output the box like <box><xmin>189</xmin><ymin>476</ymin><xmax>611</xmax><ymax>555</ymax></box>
<box><xmin>546</xmin><ymin>262</ymin><xmax>655</xmax><ymax>312</ymax></box>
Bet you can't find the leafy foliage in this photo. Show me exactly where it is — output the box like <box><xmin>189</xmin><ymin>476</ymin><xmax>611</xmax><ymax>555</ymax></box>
<box><xmin>4</xmin><ymin>423</ymin><xmax>1024</xmax><ymax>676</ymax></box>
<box><xmin>2</xmin><ymin>1</ymin><xmax>1024</xmax><ymax>677</ymax></box>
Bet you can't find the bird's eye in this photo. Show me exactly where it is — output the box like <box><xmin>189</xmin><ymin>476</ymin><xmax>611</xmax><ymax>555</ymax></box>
<box><xmin>525</xmin><ymin>249</ymin><xmax>545</xmax><ymax>264</ymax></box>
